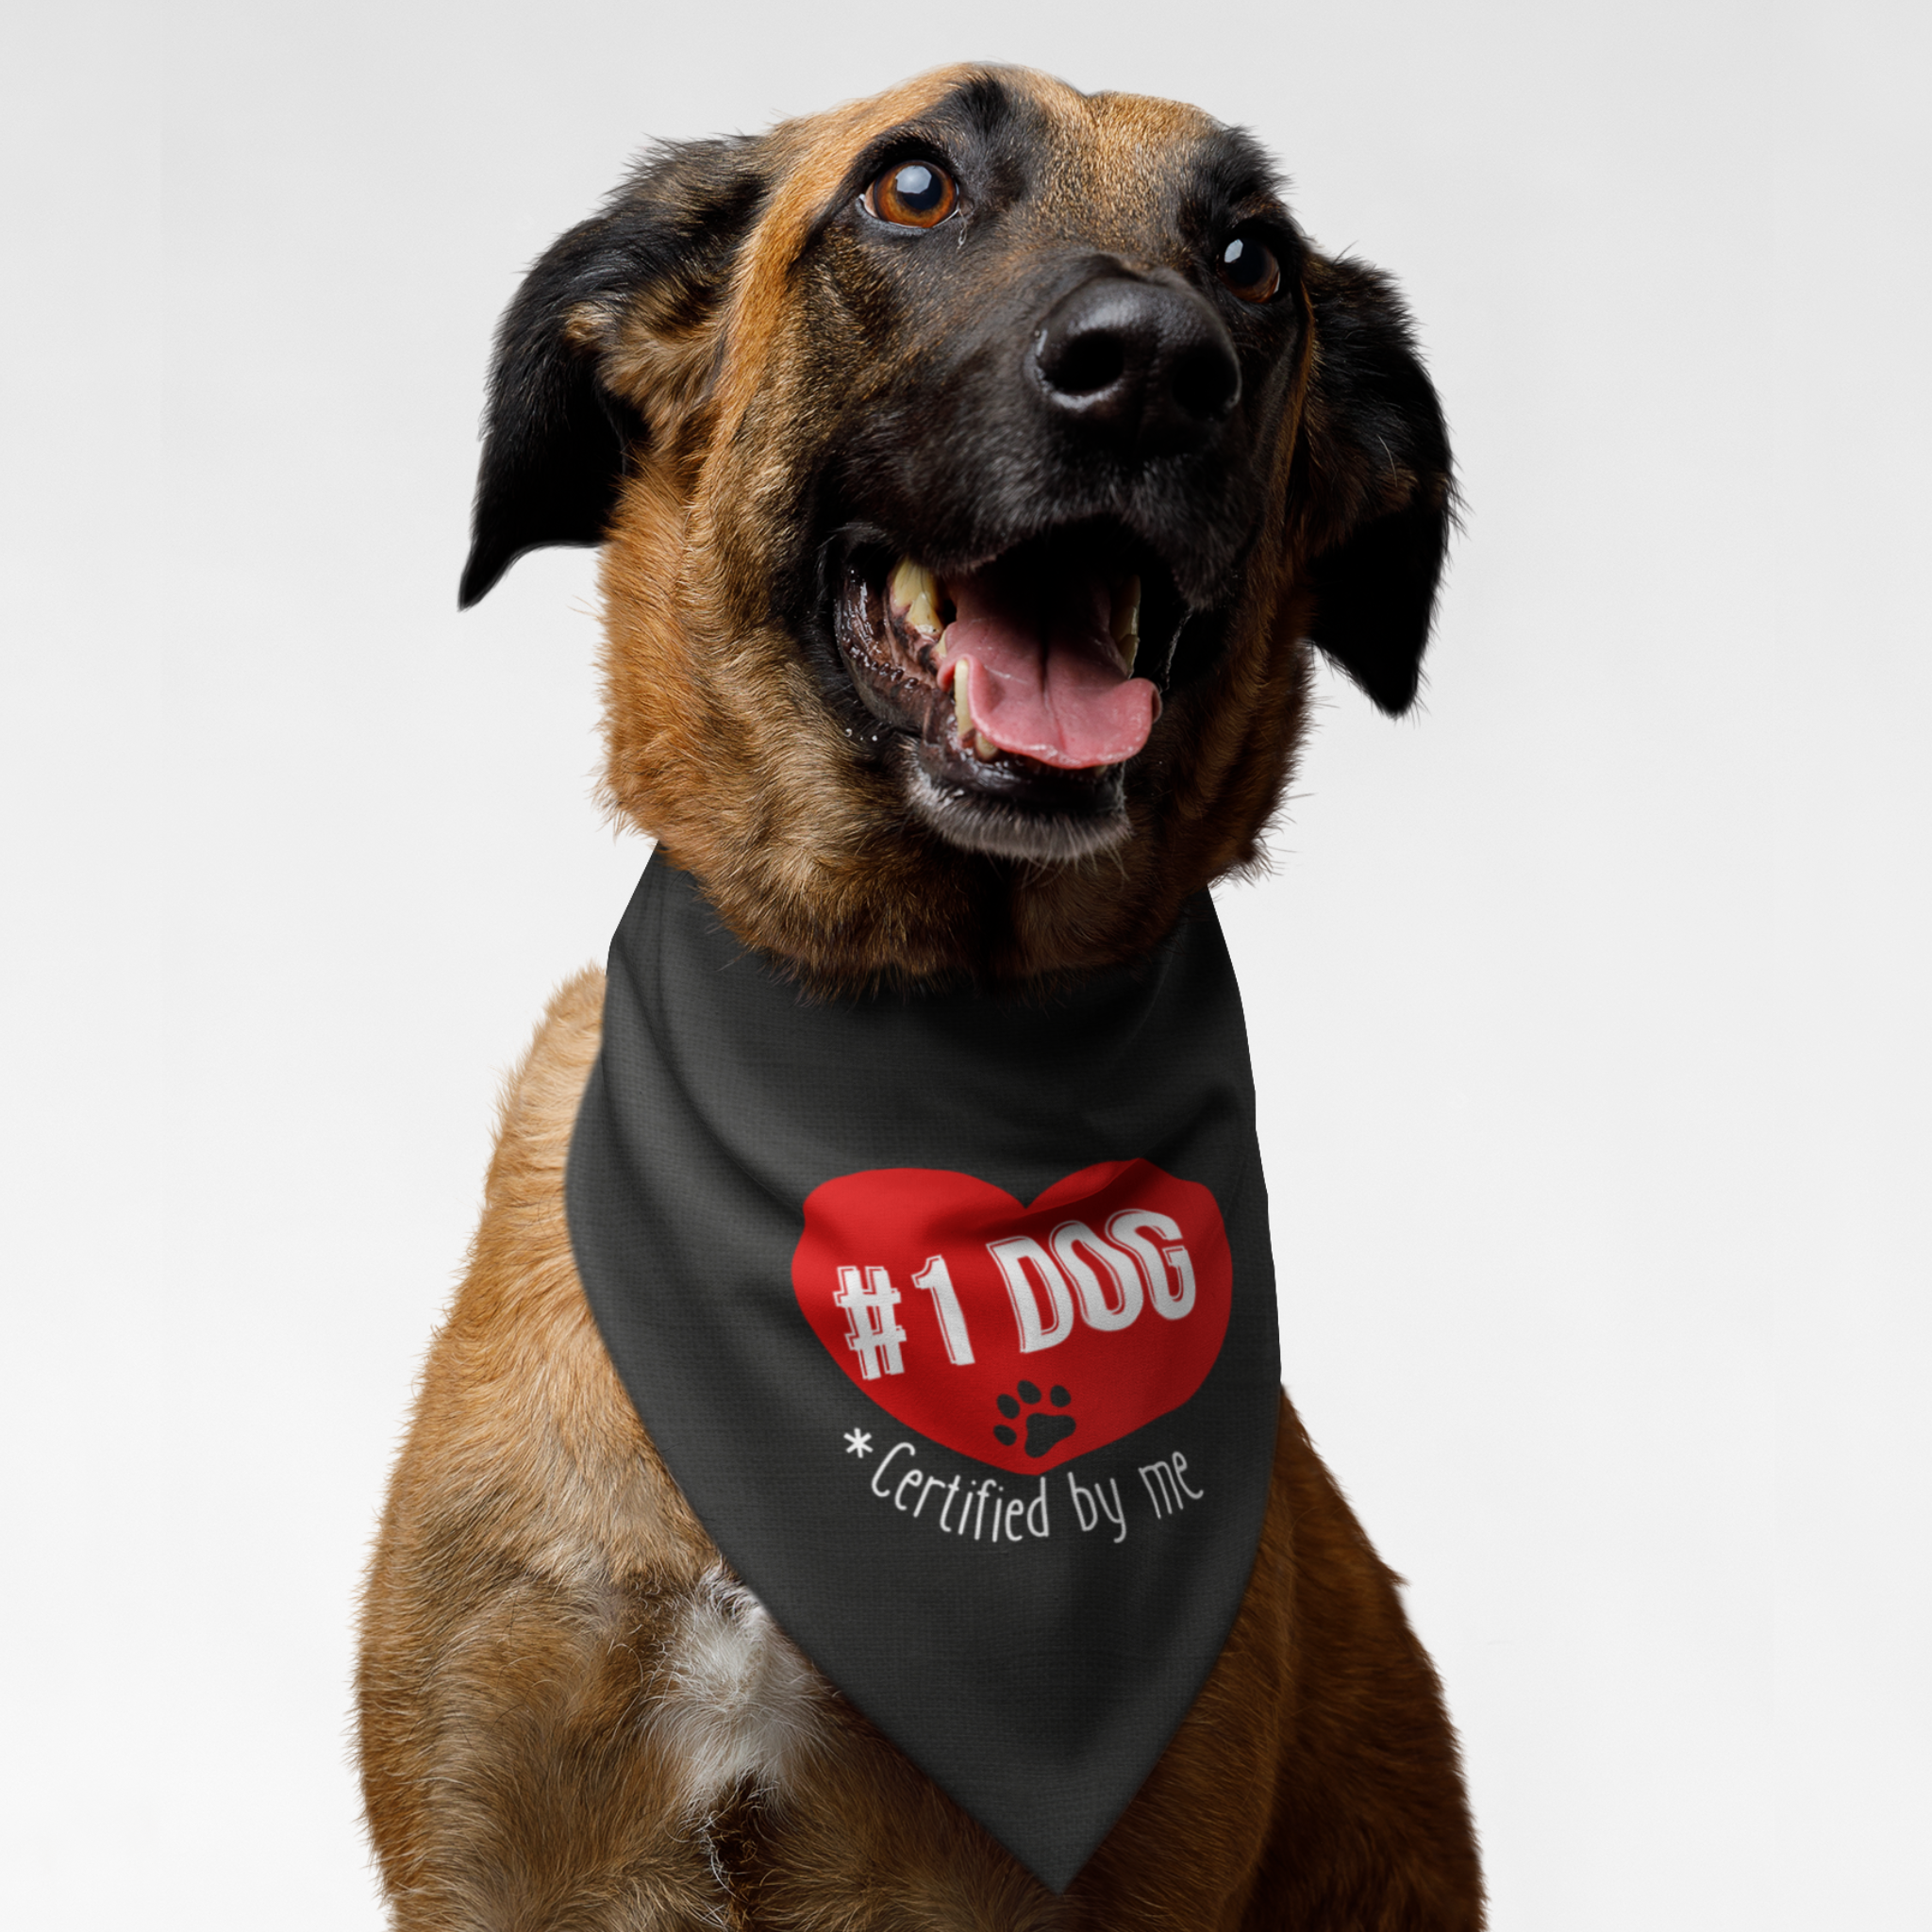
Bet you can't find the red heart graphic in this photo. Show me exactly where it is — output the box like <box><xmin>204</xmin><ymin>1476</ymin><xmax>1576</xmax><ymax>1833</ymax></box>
<box><xmin>792</xmin><ymin>1160</ymin><xmax>1231</xmax><ymax>1474</ymax></box>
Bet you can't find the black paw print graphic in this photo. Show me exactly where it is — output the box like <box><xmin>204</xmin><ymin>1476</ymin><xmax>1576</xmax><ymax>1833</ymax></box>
<box><xmin>993</xmin><ymin>1381</ymin><xmax>1076</xmax><ymax>1458</ymax></box>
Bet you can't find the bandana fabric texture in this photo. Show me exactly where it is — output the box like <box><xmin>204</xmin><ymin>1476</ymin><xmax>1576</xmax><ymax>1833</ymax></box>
<box><xmin>566</xmin><ymin>856</ymin><xmax>1283</xmax><ymax>1890</ymax></box>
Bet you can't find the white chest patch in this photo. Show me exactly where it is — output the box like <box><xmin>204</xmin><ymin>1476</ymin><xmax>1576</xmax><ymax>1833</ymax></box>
<box><xmin>648</xmin><ymin>1567</ymin><xmax>828</xmax><ymax>1814</ymax></box>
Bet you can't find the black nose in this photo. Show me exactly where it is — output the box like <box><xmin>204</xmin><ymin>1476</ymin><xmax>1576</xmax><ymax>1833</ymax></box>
<box><xmin>1032</xmin><ymin>275</ymin><xmax>1241</xmax><ymax>457</ymax></box>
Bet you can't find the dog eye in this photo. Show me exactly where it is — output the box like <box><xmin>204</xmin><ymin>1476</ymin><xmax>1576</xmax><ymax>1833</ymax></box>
<box><xmin>1216</xmin><ymin>231</ymin><xmax>1281</xmax><ymax>303</ymax></box>
<box><xmin>865</xmin><ymin>159</ymin><xmax>958</xmax><ymax>228</ymax></box>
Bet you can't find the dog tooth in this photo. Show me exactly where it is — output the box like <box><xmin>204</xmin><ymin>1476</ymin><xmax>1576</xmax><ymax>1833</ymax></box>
<box><xmin>949</xmin><ymin>661</ymin><xmax>1001</xmax><ymax>759</ymax></box>
<box><xmin>889</xmin><ymin>557</ymin><xmax>941</xmax><ymax>635</ymax></box>
<box><xmin>953</xmin><ymin>658</ymin><xmax>974</xmax><ymax>743</ymax></box>
<box><xmin>1110</xmin><ymin>575</ymin><xmax>1141</xmax><ymax>674</ymax></box>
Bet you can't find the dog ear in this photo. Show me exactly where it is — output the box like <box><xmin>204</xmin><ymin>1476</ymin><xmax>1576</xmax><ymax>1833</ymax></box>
<box><xmin>458</xmin><ymin>138</ymin><xmax>768</xmax><ymax>608</ymax></box>
<box><xmin>1296</xmin><ymin>258</ymin><xmax>1455</xmax><ymax>715</ymax></box>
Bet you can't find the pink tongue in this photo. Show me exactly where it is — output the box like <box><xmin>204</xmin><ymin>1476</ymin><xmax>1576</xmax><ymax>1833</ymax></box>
<box><xmin>939</xmin><ymin>567</ymin><xmax>1159</xmax><ymax>770</ymax></box>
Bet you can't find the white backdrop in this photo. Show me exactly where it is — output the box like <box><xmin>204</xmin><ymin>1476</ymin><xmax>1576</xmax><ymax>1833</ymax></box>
<box><xmin>4</xmin><ymin>3</ymin><xmax>1927</xmax><ymax>1926</ymax></box>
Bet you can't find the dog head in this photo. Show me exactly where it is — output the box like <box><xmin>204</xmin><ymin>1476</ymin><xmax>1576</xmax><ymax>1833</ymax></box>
<box><xmin>461</xmin><ymin>66</ymin><xmax>1451</xmax><ymax>985</ymax></box>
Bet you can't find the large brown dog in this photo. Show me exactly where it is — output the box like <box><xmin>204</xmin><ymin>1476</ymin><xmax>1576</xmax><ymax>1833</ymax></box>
<box><xmin>359</xmin><ymin>65</ymin><xmax>1481</xmax><ymax>1930</ymax></box>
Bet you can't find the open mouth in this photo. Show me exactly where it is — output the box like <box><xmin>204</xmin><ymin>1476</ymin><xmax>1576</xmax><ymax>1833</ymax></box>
<box><xmin>831</xmin><ymin>524</ymin><xmax>1189</xmax><ymax>860</ymax></box>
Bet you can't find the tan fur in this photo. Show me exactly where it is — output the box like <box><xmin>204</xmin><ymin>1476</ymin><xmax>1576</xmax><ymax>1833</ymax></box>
<box><xmin>364</xmin><ymin>978</ymin><xmax>1478</xmax><ymax>1928</ymax></box>
<box><xmin>362</xmin><ymin>67</ymin><xmax>1481</xmax><ymax>1929</ymax></box>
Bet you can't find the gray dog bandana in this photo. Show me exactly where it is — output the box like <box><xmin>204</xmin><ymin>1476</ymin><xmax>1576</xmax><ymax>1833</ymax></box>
<box><xmin>566</xmin><ymin>855</ymin><xmax>1281</xmax><ymax>1890</ymax></box>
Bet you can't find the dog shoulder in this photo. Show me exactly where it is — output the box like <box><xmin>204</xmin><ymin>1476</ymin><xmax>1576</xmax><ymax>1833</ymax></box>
<box><xmin>483</xmin><ymin>964</ymin><xmax>606</xmax><ymax>1215</ymax></box>
<box><xmin>378</xmin><ymin>968</ymin><xmax>716</xmax><ymax>1589</ymax></box>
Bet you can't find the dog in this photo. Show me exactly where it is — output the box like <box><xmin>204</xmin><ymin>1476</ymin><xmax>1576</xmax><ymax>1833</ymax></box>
<box><xmin>358</xmin><ymin>64</ymin><xmax>1481</xmax><ymax>1930</ymax></box>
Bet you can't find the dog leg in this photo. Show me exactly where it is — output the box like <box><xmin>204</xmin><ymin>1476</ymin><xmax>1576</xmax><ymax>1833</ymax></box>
<box><xmin>358</xmin><ymin>974</ymin><xmax>816</xmax><ymax>1929</ymax></box>
<box><xmin>362</xmin><ymin>1571</ymin><xmax>746</xmax><ymax>1930</ymax></box>
<box><xmin>1215</xmin><ymin>1406</ymin><xmax>1487</xmax><ymax>1932</ymax></box>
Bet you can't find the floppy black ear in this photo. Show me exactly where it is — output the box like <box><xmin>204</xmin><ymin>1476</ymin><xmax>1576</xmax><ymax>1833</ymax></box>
<box><xmin>458</xmin><ymin>138</ymin><xmax>768</xmax><ymax>608</ymax></box>
<box><xmin>1300</xmin><ymin>259</ymin><xmax>1455</xmax><ymax>715</ymax></box>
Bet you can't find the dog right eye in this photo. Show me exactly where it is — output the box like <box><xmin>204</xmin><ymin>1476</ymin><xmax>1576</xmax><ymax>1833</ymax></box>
<box><xmin>864</xmin><ymin>159</ymin><xmax>958</xmax><ymax>228</ymax></box>
<box><xmin>1216</xmin><ymin>230</ymin><xmax>1282</xmax><ymax>304</ymax></box>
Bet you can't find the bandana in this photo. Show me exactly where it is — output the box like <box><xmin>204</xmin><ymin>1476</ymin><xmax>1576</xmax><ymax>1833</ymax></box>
<box><xmin>566</xmin><ymin>856</ymin><xmax>1281</xmax><ymax>1890</ymax></box>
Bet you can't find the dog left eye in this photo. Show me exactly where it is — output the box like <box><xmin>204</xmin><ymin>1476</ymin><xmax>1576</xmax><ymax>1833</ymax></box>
<box><xmin>864</xmin><ymin>159</ymin><xmax>958</xmax><ymax>228</ymax></box>
<box><xmin>1216</xmin><ymin>231</ymin><xmax>1282</xmax><ymax>304</ymax></box>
